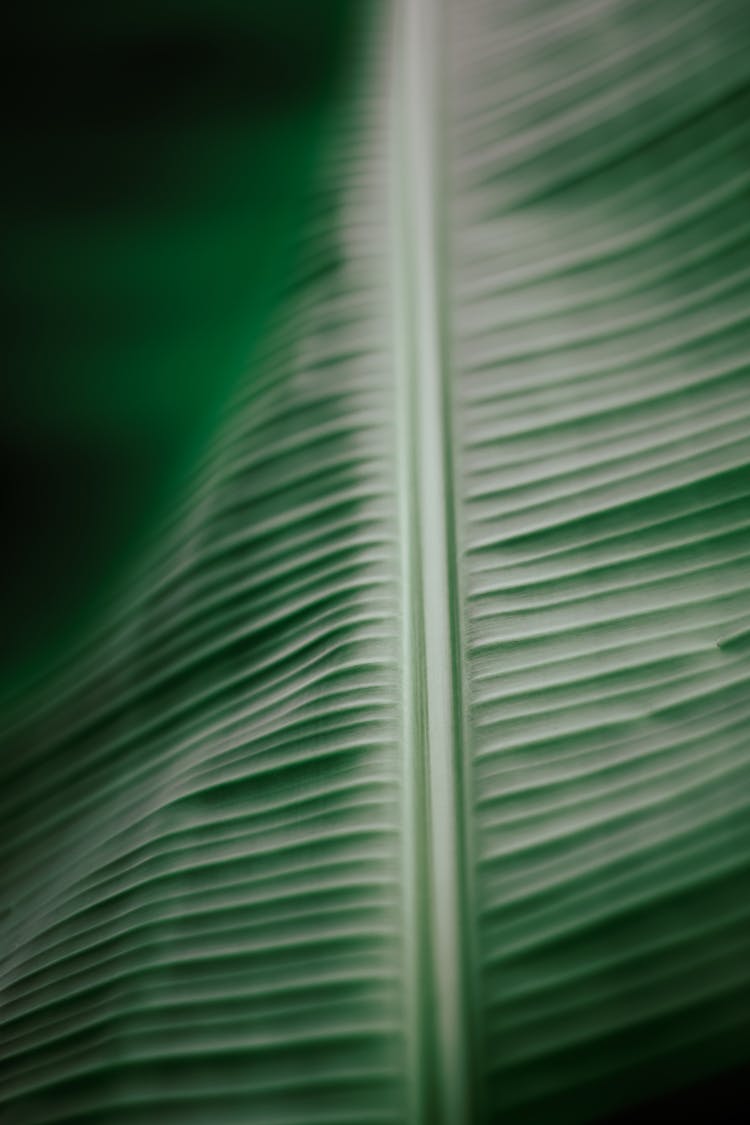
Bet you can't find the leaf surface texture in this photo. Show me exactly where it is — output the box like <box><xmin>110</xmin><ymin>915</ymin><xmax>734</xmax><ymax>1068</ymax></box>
<box><xmin>3</xmin><ymin>1</ymin><xmax>750</xmax><ymax>1122</ymax></box>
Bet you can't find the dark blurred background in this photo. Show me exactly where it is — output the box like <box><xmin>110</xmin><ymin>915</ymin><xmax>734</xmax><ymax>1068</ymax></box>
<box><xmin>1</xmin><ymin>0</ymin><xmax>354</xmax><ymax>697</ymax></box>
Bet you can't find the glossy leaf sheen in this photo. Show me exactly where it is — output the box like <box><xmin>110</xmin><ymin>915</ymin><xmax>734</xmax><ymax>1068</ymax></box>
<box><xmin>2</xmin><ymin>1</ymin><xmax>750</xmax><ymax>1122</ymax></box>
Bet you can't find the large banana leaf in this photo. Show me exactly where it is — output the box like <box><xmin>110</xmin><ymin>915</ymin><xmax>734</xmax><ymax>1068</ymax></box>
<box><xmin>3</xmin><ymin>0</ymin><xmax>750</xmax><ymax>1122</ymax></box>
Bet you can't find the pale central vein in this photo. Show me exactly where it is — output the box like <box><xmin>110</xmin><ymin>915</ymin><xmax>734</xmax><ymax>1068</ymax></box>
<box><xmin>391</xmin><ymin>0</ymin><xmax>470</xmax><ymax>1121</ymax></box>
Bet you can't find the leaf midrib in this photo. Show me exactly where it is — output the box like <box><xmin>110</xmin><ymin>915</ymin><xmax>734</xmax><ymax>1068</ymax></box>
<box><xmin>392</xmin><ymin>0</ymin><xmax>474</xmax><ymax>1122</ymax></box>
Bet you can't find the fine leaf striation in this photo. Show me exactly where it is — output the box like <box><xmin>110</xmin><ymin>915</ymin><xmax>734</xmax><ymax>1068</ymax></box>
<box><xmin>3</xmin><ymin>2</ymin><xmax>750</xmax><ymax>1123</ymax></box>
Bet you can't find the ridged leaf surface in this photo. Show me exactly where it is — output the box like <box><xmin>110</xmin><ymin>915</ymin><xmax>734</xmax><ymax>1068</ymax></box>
<box><xmin>2</xmin><ymin>1</ymin><xmax>750</xmax><ymax>1122</ymax></box>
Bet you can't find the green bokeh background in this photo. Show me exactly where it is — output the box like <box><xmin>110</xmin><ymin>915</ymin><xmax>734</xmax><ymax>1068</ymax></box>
<box><xmin>1</xmin><ymin>0</ymin><xmax>355</xmax><ymax>696</ymax></box>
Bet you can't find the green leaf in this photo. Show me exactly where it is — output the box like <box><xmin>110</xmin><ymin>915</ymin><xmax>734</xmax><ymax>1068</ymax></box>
<box><xmin>0</xmin><ymin>0</ymin><xmax>355</xmax><ymax>689</ymax></box>
<box><xmin>3</xmin><ymin>1</ymin><xmax>750</xmax><ymax>1122</ymax></box>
